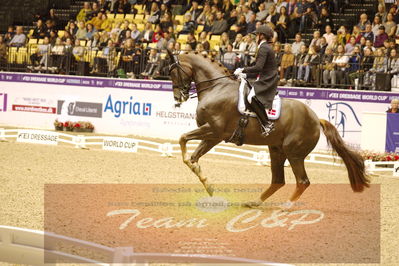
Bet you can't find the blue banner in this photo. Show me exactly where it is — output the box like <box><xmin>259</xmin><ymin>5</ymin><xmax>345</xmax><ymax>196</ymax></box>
<box><xmin>385</xmin><ymin>113</ymin><xmax>399</xmax><ymax>153</ymax></box>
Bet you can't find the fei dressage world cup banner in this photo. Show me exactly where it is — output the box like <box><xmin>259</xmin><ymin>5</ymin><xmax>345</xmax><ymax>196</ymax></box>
<box><xmin>0</xmin><ymin>72</ymin><xmax>398</xmax><ymax>150</ymax></box>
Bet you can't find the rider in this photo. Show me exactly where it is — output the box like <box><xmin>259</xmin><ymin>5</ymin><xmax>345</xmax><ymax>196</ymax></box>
<box><xmin>234</xmin><ymin>24</ymin><xmax>278</xmax><ymax>136</ymax></box>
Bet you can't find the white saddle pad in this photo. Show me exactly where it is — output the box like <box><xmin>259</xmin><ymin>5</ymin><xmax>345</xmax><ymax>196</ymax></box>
<box><xmin>237</xmin><ymin>77</ymin><xmax>281</xmax><ymax>120</ymax></box>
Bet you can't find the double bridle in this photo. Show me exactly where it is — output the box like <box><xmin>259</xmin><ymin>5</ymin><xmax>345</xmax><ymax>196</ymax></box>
<box><xmin>169</xmin><ymin>58</ymin><xmax>235</xmax><ymax>100</ymax></box>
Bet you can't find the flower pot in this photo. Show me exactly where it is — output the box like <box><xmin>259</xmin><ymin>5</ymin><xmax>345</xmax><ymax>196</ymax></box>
<box><xmin>73</xmin><ymin>128</ymin><xmax>94</xmax><ymax>133</ymax></box>
<box><xmin>64</xmin><ymin>127</ymin><xmax>73</xmax><ymax>132</ymax></box>
<box><xmin>54</xmin><ymin>126</ymin><xmax>63</xmax><ymax>131</ymax></box>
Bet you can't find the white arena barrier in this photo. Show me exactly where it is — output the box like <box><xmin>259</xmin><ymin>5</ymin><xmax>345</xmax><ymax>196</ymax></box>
<box><xmin>0</xmin><ymin>225</ymin><xmax>293</xmax><ymax>265</ymax></box>
<box><xmin>1</xmin><ymin>128</ymin><xmax>398</xmax><ymax>176</ymax></box>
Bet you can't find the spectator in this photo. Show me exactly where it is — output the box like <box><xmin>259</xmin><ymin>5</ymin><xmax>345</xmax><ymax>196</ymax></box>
<box><xmin>386</xmin><ymin>98</ymin><xmax>399</xmax><ymax>113</ymax></box>
<box><xmin>319</xmin><ymin>36</ymin><xmax>328</xmax><ymax>55</ymax></box>
<box><xmin>280</xmin><ymin>43</ymin><xmax>295</xmax><ymax>84</ymax></box>
<box><xmin>186</xmin><ymin>32</ymin><xmax>197</xmax><ymax>50</ymax></box>
<box><xmin>236</xmin><ymin>15</ymin><xmax>247</xmax><ymax>36</ymax></box>
<box><xmin>148</xmin><ymin>2</ymin><xmax>161</xmax><ymax>24</ymax></box>
<box><xmin>100</xmin><ymin>13</ymin><xmax>112</xmax><ymax>32</ymax></box>
<box><xmin>30</xmin><ymin>36</ymin><xmax>50</xmax><ymax>68</ymax></box>
<box><xmin>0</xmin><ymin>35</ymin><xmax>7</xmax><ymax>65</ymax></box>
<box><xmin>50</xmin><ymin>37</ymin><xmax>66</xmax><ymax>72</ymax></box>
<box><xmin>274</xmin><ymin>42</ymin><xmax>283</xmax><ymax>67</ymax></box>
<box><xmin>232</xmin><ymin>33</ymin><xmax>244</xmax><ymax>52</ymax></box>
<box><xmin>317</xmin><ymin>7</ymin><xmax>332</xmax><ymax>35</ymax></box>
<box><xmin>141</xmin><ymin>48</ymin><xmax>161</xmax><ymax>78</ymax></box>
<box><xmin>345</xmin><ymin>36</ymin><xmax>357</xmax><ymax>54</ymax></box>
<box><xmin>243</xmin><ymin>34</ymin><xmax>256</xmax><ymax>65</ymax></box>
<box><xmin>48</xmin><ymin>9</ymin><xmax>60</xmax><ymax>30</ymax></box>
<box><xmin>336</xmin><ymin>25</ymin><xmax>350</xmax><ymax>46</ymax></box>
<box><xmin>119</xmin><ymin>38</ymin><xmax>134</xmax><ymax>74</ymax></box>
<box><xmin>265</xmin><ymin>4</ymin><xmax>278</xmax><ymax>26</ymax></box>
<box><xmin>88</xmin><ymin>12</ymin><xmax>104</xmax><ymax>30</ymax></box>
<box><xmin>295</xmin><ymin>44</ymin><xmax>308</xmax><ymax>83</ymax></box>
<box><xmin>72</xmin><ymin>38</ymin><xmax>85</xmax><ymax>61</ymax></box>
<box><xmin>275</xmin><ymin>6</ymin><xmax>289</xmax><ymax>43</ymax></box>
<box><xmin>221</xmin><ymin>43</ymin><xmax>238</xmax><ymax>70</ymax></box>
<box><xmin>198</xmin><ymin>31</ymin><xmax>210</xmax><ymax>51</ymax></box>
<box><xmin>349</xmin><ymin>47</ymin><xmax>374</xmax><ymax>89</ymax></box>
<box><xmin>9</xmin><ymin>26</ymin><xmax>26</xmax><ymax>47</ymax></box>
<box><xmin>310</xmin><ymin>30</ymin><xmax>321</xmax><ymax>48</ymax></box>
<box><xmin>292</xmin><ymin>33</ymin><xmax>304</xmax><ymax>55</ymax></box>
<box><xmin>351</xmin><ymin>25</ymin><xmax>362</xmax><ymax>43</ymax></box>
<box><xmin>275</xmin><ymin>0</ymin><xmax>288</xmax><ymax>13</ymax></box>
<box><xmin>242</xmin><ymin>5</ymin><xmax>254</xmax><ymax>23</ymax></box>
<box><xmin>4</xmin><ymin>26</ymin><xmax>15</xmax><ymax>44</ymax></box>
<box><xmin>346</xmin><ymin>46</ymin><xmax>362</xmax><ymax>88</ymax></box>
<box><xmin>309</xmin><ymin>45</ymin><xmax>322</xmax><ymax>86</ymax></box>
<box><xmin>114</xmin><ymin>0</ymin><xmax>131</xmax><ymax>14</ymax></box>
<box><xmin>139</xmin><ymin>22</ymin><xmax>154</xmax><ymax>43</ymax></box>
<box><xmin>256</xmin><ymin>3</ymin><xmax>268</xmax><ymax>21</ymax></box>
<box><xmin>330</xmin><ymin>44</ymin><xmax>349</xmax><ymax>88</ymax></box>
<box><xmin>129</xmin><ymin>23</ymin><xmax>141</xmax><ymax>42</ymax></box>
<box><xmin>384</xmin><ymin>13</ymin><xmax>397</xmax><ymax>38</ymax></box>
<box><xmin>86</xmin><ymin>23</ymin><xmax>97</xmax><ymax>41</ymax></box>
<box><xmin>32</xmin><ymin>19</ymin><xmax>46</xmax><ymax>39</ymax></box>
<box><xmin>203</xmin><ymin>13</ymin><xmax>215</xmax><ymax>33</ymax></box>
<box><xmin>372</xmin><ymin>16</ymin><xmax>383</xmax><ymax>38</ymax></box>
<box><xmin>188</xmin><ymin>1</ymin><xmax>203</xmax><ymax>22</ymax></box>
<box><xmin>218</xmin><ymin>32</ymin><xmax>230</xmax><ymax>52</ymax></box>
<box><xmin>246</xmin><ymin>14</ymin><xmax>256</xmax><ymax>35</ymax></box>
<box><xmin>160</xmin><ymin>13</ymin><xmax>173</xmax><ymax>33</ymax></box>
<box><xmin>386</xmin><ymin>49</ymin><xmax>399</xmax><ymax>89</ymax></box>
<box><xmin>197</xmin><ymin>3</ymin><xmax>212</xmax><ymax>25</ymax></box>
<box><xmin>75</xmin><ymin>21</ymin><xmax>88</xmax><ymax>40</ymax></box>
<box><xmin>210</xmin><ymin>11</ymin><xmax>228</xmax><ymax>36</ymax></box>
<box><xmin>92</xmin><ymin>39</ymin><xmax>116</xmax><ymax>74</ymax></box>
<box><xmin>368</xmin><ymin>48</ymin><xmax>385</xmax><ymax>90</ymax></box>
<box><xmin>76</xmin><ymin>2</ymin><xmax>92</xmax><ymax>22</ymax></box>
<box><xmin>374</xmin><ymin>25</ymin><xmax>388</xmax><ymax>48</ymax></box>
<box><xmin>357</xmin><ymin>13</ymin><xmax>371</xmax><ymax>32</ymax></box>
<box><xmin>179</xmin><ymin>14</ymin><xmax>196</xmax><ymax>35</ymax></box>
<box><xmin>321</xmin><ymin>46</ymin><xmax>335</xmax><ymax>87</ymax></box>
<box><xmin>66</xmin><ymin>21</ymin><xmax>78</xmax><ymax>37</ymax></box>
<box><xmin>362</xmin><ymin>24</ymin><xmax>374</xmax><ymax>43</ymax></box>
<box><xmin>376</xmin><ymin>3</ymin><xmax>387</xmax><ymax>23</ymax></box>
<box><xmin>323</xmin><ymin>25</ymin><xmax>335</xmax><ymax>48</ymax></box>
<box><xmin>87</xmin><ymin>32</ymin><xmax>101</xmax><ymax>49</ymax></box>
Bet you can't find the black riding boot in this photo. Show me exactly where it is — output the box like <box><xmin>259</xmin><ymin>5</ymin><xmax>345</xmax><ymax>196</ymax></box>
<box><xmin>250</xmin><ymin>96</ymin><xmax>275</xmax><ymax>136</ymax></box>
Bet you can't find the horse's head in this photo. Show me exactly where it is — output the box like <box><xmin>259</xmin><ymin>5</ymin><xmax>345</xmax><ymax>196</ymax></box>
<box><xmin>167</xmin><ymin>49</ymin><xmax>193</xmax><ymax>107</ymax></box>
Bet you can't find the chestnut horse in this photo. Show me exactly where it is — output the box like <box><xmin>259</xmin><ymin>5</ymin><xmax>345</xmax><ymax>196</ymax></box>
<box><xmin>168</xmin><ymin>51</ymin><xmax>369</xmax><ymax>207</ymax></box>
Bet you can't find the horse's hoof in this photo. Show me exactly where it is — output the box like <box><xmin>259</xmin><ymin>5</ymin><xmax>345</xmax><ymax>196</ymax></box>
<box><xmin>242</xmin><ymin>200</ymin><xmax>263</xmax><ymax>208</ymax></box>
<box><xmin>205</xmin><ymin>184</ymin><xmax>214</xmax><ymax>196</ymax></box>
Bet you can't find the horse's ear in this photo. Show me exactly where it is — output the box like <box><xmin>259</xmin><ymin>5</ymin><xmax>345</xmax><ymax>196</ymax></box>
<box><xmin>167</xmin><ymin>49</ymin><xmax>175</xmax><ymax>64</ymax></box>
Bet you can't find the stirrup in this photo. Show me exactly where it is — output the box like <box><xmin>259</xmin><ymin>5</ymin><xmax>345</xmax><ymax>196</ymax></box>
<box><xmin>260</xmin><ymin>122</ymin><xmax>275</xmax><ymax>137</ymax></box>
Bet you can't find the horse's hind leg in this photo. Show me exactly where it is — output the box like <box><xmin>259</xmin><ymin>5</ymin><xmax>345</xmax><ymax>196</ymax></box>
<box><xmin>285</xmin><ymin>158</ymin><xmax>310</xmax><ymax>208</ymax></box>
<box><xmin>245</xmin><ymin>146</ymin><xmax>286</xmax><ymax>207</ymax></box>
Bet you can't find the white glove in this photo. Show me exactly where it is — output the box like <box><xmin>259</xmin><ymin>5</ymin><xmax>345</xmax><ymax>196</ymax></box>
<box><xmin>234</xmin><ymin>68</ymin><xmax>244</xmax><ymax>76</ymax></box>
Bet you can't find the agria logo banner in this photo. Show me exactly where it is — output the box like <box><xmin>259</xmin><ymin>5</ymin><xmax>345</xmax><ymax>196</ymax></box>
<box><xmin>0</xmin><ymin>93</ymin><xmax>7</xmax><ymax>112</ymax></box>
<box><xmin>104</xmin><ymin>95</ymin><xmax>152</xmax><ymax>118</ymax></box>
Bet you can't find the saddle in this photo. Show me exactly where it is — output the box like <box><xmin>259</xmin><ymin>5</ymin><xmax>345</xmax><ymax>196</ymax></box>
<box><xmin>227</xmin><ymin>77</ymin><xmax>282</xmax><ymax>146</ymax></box>
<box><xmin>237</xmin><ymin>77</ymin><xmax>281</xmax><ymax>120</ymax></box>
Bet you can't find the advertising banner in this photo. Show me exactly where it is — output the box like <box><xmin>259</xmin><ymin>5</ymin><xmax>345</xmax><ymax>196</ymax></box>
<box><xmin>1</xmin><ymin>72</ymin><xmax>398</xmax><ymax>150</ymax></box>
<box><xmin>385</xmin><ymin>113</ymin><xmax>399</xmax><ymax>153</ymax></box>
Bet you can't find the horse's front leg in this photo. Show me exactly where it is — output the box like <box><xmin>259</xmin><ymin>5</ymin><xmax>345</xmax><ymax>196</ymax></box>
<box><xmin>179</xmin><ymin>123</ymin><xmax>220</xmax><ymax>196</ymax></box>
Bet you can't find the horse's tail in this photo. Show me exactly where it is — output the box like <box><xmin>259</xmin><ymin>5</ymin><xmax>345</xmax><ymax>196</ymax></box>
<box><xmin>319</xmin><ymin>119</ymin><xmax>370</xmax><ymax>192</ymax></box>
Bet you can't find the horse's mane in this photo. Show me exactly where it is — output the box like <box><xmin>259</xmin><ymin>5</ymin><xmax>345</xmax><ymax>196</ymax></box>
<box><xmin>180</xmin><ymin>51</ymin><xmax>235</xmax><ymax>81</ymax></box>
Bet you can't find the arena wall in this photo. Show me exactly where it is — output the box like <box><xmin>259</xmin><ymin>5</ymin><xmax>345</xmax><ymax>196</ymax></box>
<box><xmin>0</xmin><ymin>72</ymin><xmax>398</xmax><ymax>150</ymax></box>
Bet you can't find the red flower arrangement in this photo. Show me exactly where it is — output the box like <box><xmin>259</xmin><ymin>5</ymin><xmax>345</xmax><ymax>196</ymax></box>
<box><xmin>54</xmin><ymin>120</ymin><xmax>94</xmax><ymax>132</ymax></box>
<box><xmin>360</xmin><ymin>150</ymin><xmax>399</xmax><ymax>162</ymax></box>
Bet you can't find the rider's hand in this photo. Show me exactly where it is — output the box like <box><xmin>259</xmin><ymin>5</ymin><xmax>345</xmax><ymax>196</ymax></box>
<box><xmin>234</xmin><ymin>68</ymin><xmax>244</xmax><ymax>76</ymax></box>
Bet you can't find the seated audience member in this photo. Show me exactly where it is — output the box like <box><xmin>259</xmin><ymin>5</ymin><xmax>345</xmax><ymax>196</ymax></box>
<box><xmin>209</xmin><ymin>11</ymin><xmax>228</xmax><ymax>36</ymax></box>
<box><xmin>346</xmin><ymin>46</ymin><xmax>362</xmax><ymax>88</ymax></box>
<box><xmin>362</xmin><ymin>24</ymin><xmax>374</xmax><ymax>43</ymax></box>
<box><xmin>336</xmin><ymin>25</ymin><xmax>350</xmax><ymax>46</ymax></box>
<box><xmin>50</xmin><ymin>37</ymin><xmax>66</xmax><ymax>71</ymax></box>
<box><xmin>321</xmin><ymin>47</ymin><xmax>335</xmax><ymax>87</ymax></box>
<box><xmin>292</xmin><ymin>33</ymin><xmax>305</xmax><ymax>55</ymax></box>
<box><xmin>4</xmin><ymin>26</ymin><xmax>15</xmax><ymax>44</ymax></box>
<box><xmin>113</xmin><ymin>0</ymin><xmax>131</xmax><ymax>14</ymax></box>
<box><xmin>330</xmin><ymin>44</ymin><xmax>349</xmax><ymax>88</ymax></box>
<box><xmin>30</xmin><ymin>36</ymin><xmax>51</xmax><ymax>68</ymax></box>
<box><xmin>141</xmin><ymin>48</ymin><xmax>161</xmax><ymax>78</ymax></box>
<box><xmin>280</xmin><ymin>44</ymin><xmax>295</xmax><ymax>84</ymax></box>
<box><xmin>309</xmin><ymin>30</ymin><xmax>321</xmax><ymax>48</ymax></box>
<box><xmin>119</xmin><ymin>38</ymin><xmax>135</xmax><ymax>74</ymax></box>
<box><xmin>322</xmin><ymin>25</ymin><xmax>335</xmax><ymax>48</ymax></box>
<box><xmin>9</xmin><ymin>26</ymin><xmax>26</xmax><ymax>47</ymax></box>
<box><xmin>368</xmin><ymin>48</ymin><xmax>386</xmax><ymax>90</ymax></box>
<box><xmin>222</xmin><ymin>43</ymin><xmax>238</xmax><ymax>70</ymax></box>
<box><xmin>32</xmin><ymin>19</ymin><xmax>47</xmax><ymax>39</ymax></box>
<box><xmin>374</xmin><ymin>26</ymin><xmax>388</xmax><ymax>48</ymax></box>
<box><xmin>86</xmin><ymin>23</ymin><xmax>97</xmax><ymax>40</ymax></box>
<box><xmin>76</xmin><ymin>2</ymin><xmax>92</xmax><ymax>22</ymax></box>
<box><xmin>139</xmin><ymin>23</ymin><xmax>154</xmax><ymax>43</ymax></box>
<box><xmin>88</xmin><ymin>12</ymin><xmax>104</xmax><ymax>30</ymax></box>
<box><xmin>179</xmin><ymin>14</ymin><xmax>196</xmax><ymax>35</ymax></box>
<box><xmin>72</xmin><ymin>38</ymin><xmax>86</xmax><ymax>62</ymax></box>
<box><xmin>295</xmin><ymin>44</ymin><xmax>308</xmax><ymax>84</ymax></box>
<box><xmin>0</xmin><ymin>35</ymin><xmax>7</xmax><ymax>66</ymax></box>
<box><xmin>387</xmin><ymin>98</ymin><xmax>399</xmax><ymax>113</ymax></box>
<box><xmin>75</xmin><ymin>21</ymin><xmax>88</xmax><ymax>40</ymax></box>
<box><xmin>372</xmin><ymin>15</ymin><xmax>383</xmax><ymax>37</ymax></box>
<box><xmin>384</xmin><ymin>13</ymin><xmax>396</xmax><ymax>38</ymax></box>
<box><xmin>345</xmin><ymin>36</ymin><xmax>357</xmax><ymax>54</ymax></box>
<box><xmin>198</xmin><ymin>31</ymin><xmax>210</xmax><ymax>51</ymax></box>
<box><xmin>386</xmin><ymin>49</ymin><xmax>399</xmax><ymax>89</ymax></box>
<box><xmin>92</xmin><ymin>39</ymin><xmax>116</xmax><ymax>74</ymax></box>
<box><xmin>349</xmin><ymin>47</ymin><xmax>374</xmax><ymax>89</ymax></box>
<box><xmin>357</xmin><ymin>13</ymin><xmax>370</xmax><ymax>32</ymax></box>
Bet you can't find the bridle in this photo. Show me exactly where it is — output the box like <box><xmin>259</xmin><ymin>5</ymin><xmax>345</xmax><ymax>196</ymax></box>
<box><xmin>169</xmin><ymin>57</ymin><xmax>235</xmax><ymax>101</ymax></box>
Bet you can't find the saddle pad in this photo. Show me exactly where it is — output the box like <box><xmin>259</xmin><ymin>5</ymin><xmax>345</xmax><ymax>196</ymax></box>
<box><xmin>237</xmin><ymin>77</ymin><xmax>281</xmax><ymax>120</ymax></box>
